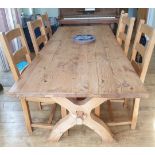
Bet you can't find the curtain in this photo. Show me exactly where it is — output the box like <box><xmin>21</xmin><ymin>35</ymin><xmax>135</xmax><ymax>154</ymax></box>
<box><xmin>0</xmin><ymin>8</ymin><xmax>22</xmax><ymax>72</ymax></box>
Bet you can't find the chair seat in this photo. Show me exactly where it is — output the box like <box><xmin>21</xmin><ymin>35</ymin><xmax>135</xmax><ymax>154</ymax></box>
<box><xmin>16</xmin><ymin>61</ymin><xmax>29</xmax><ymax>74</ymax></box>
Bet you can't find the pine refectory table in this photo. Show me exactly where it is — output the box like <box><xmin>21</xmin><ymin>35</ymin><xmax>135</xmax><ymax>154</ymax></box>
<box><xmin>9</xmin><ymin>25</ymin><xmax>148</xmax><ymax>142</ymax></box>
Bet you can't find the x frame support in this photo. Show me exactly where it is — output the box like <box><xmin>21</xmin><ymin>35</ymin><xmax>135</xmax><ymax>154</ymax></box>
<box><xmin>48</xmin><ymin>97</ymin><xmax>114</xmax><ymax>142</ymax></box>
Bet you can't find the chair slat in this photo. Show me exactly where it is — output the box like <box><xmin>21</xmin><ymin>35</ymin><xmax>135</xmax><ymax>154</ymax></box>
<box><xmin>135</xmin><ymin>43</ymin><xmax>146</xmax><ymax>56</ymax></box>
<box><xmin>116</xmin><ymin>10</ymin><xmax>135</xmax><ymax>57</ymax></box>
<box><xmin>131</xmin><ymin>60</ymin><xmax>142</xmax><ymax>76</ymax></box>
<box><xmin>122</xmin><ymin>16</ymin><xmax>130</xmax><ymax>25</ymax></box>
<box><xmin>27</xmin><ymin>19</ymin><xmax>47</xmax><ymax>55</ymax></box>
<box><xmin>36</xmin><ymin>35</ymin><xmax>46</xmax><ymax>46</ymax></box>
<box><xmin>46</xmin><ymin>27</ymin><xmax>50</xmax><ymax>34</ymax></box>
<box><xmin>5</xmin><ymin>28</ymin><xmax>21</xmax><ymax>42</ymax></box>
<box><xmin>31</xmin><ymin>20</ymin><xmax>42</xmax><ymax>29</ymax></box>
<box><xmin>41</xmin><ymin>14</ymin><xmax>47</xmax><ymax>21</ymax></box>
<box><xmin>140</xmin><ymin>24</ymin><xmax>154</xmax><ymax>38</ymax></box>
<box><xmin>118</xmin><ymin>32</ymin><xmax>126</xmax><ymax>41</ymax></box>
<box><xmin>13</xmin><ymin>47</ymin><xmax>27</xmax><ymax>64</ymax></box>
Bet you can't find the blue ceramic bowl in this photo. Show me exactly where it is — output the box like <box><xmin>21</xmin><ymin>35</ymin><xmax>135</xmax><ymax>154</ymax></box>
<box><xmin>73</xmin><ymin>34</ymin><xmax>96</xmax><ymax>44</ymax></box>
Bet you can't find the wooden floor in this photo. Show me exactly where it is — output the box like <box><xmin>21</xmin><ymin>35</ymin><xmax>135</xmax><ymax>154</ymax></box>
<box><xmin>0</xmin><ymin>50</ymin><xmax>155</xmax><ymax>146</ymax></box>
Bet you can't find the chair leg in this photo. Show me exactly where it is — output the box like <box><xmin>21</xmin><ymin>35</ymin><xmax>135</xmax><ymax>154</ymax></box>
<box><xmin>38</xmin><ymin>102</ymin><xmax>42</xmax><ymax>110</ymax></box>
<box><xmin>61</xmin><ymin>107</ymin><xmax>67</xmax><ymax>118</ymax></box>
<box><xmin>95</xmin><ymin>106</ymin><xmax>100</xmax><ymax>117</ymax></box>
<box><xmin>48</xmin><ymin>103</ymin><xmax>57</xmax><ymax>124</ymax></box>
<box><xmin>107</xmin><ymin>100</ymin><xmax>114</xmax><ymax>121</ymax></box>
<box><xmin>0</xmin><ymin>83</ymin><xmax>3</xmax><ymax>91</ymax></box>
<box><xmin>131</xmin><ymin>98</ymin><xmax>140</xmax><ymax>129</ymax></box>
<box><xmin>123</xmin><ymin>98</ymin><xmax>128</xmax><ymax>109</ymax></box>
<box><xmin>61</xmin><ymin>107</ymin><xmax>68</xmax><ymax>136</ymax></box>
<box><xmin>20</xmin><ymin>98</ymin><xmax>33</xmax><ymax>134</ymax></box>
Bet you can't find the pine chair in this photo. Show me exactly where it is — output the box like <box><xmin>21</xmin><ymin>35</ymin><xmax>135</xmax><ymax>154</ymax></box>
<box><xmin>105</xmin><ymin>20</ymin><xmax>155</xmax><ymax>129</ymax></box>
<box><xmin>97</xmin><ymin>10</ymin><xmax>136</xmax><ymax>119</ymax></box>
<box><xmin>130</xmin><ymin>20</ymin><xmax>155</xmax><ymax>129</ymax></box>
<box><xmin>37</xmin><ymin>12</ymin><xmax>52</xmax><ymax>39</ymax></box>
<box><xmin>0</xmin><ymin>24</ymin><xmax>56</xmax><ymax>134</ymax></box>
<box><xmin>27</xmin><ymin>19</ymin><xmax>48</xmax><ymax>55</ymax></box>
<box><xmin>116</xmin><ymin>10</ymin><xmax>135</xmax><ymax>57</ymax></box>
<box><xmin>95</xmin><ymin>11</ymin><xmax>135</xmax><ymax>118</ymax></box>
<box><xmin>28</xmin><ymin>19</ymin><xmax>68</xmax><ymax>134</ymax></box>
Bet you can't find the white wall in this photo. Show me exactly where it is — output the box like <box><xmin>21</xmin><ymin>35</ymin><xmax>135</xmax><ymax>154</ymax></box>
<box><xmin>147</xmin><ymin>8</ymin><xmax>155</xmax><ymax>27</ymax></box>
<box><xmin>128</xmin><ymin>8</ymin><xmax>137</xmax><ymax>17</ymax></box>
<box><xmin>20</xmin><ymin>8</ymin><xmax>59</xmax><ymax>17</ymax></box>
<box><xmin>128</xmin><ymin>8</ymin><xmax>155</xmax><ymax>28</ymax></box>
<box><xmin>20</xmin><ymin>8</ymin><xmax>155</xmax><ymax>27</ymax></box>
<box><xmin>20</xmin><ymin>8</ymin><xmax>33</xmax><ymax>16</ymax></box>
<box><xmin>33</xmin><ymin>8</ymin><xmax>59</xmax><ymax>17</ymax></box>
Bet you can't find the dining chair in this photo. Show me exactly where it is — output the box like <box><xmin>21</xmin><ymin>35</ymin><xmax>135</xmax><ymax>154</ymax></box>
<box><xmin>0</xmin><ymin>24</ymin><xmax>56</xmax><ymax>133</ymax></box>
<box><xmin>95</xmin><ymin>11</ymin><xmax>135</xmax><ymax>118</ymax></box>
<box><xmin>27</xmin><ymin>19</ymin><xmax>48</xmax><ymax>55</ymax></box>
<box><xmin>98</xmin><ymin>10</ymin><xmax>136</xmax><ymax>119</ymax></box>
<box><xmin>105</xmin><ymin>20</ymin><xmax>155</xmax><ymax>129</ymax></box>
<box><xmin>116</xmin><ymin>10</ymin><xmax>135</xmax><ymax>57</ymax></box>
<box><xmin>37</xmin><ymin>12</ymin><xmax>52</xmax><ymax>39</ymax></box>
<box><xmin>28</xmin><ymin>19</ymin><xmax>68</xmax><ymax>134</ymax></box>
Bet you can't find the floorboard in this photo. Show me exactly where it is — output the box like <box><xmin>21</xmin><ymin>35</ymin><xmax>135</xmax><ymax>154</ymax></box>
<box><xmin>0</xmin><ymin>51</ymin><xmax>155</xmax><ymax>146</ymax></box>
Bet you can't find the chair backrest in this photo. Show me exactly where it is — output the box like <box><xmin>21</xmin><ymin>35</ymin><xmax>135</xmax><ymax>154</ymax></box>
<box><xmin>27</xmin><ymin>19</ymin><xmax>47</xmax><ymax>55</ymax></box>
<box><xmin>131</xmin><ymin>20</ymin><xmax>155</xmax><ymax>83</ymax></box>
<box><xmin>37</xmin><ymin>12</ymin><xmax>52</xmax><ymax>38</ymax></box>
<box><xmin>0</xmin><ymin>24</ymin><xmax>32</xmax><ymax>81</ymax></box>
<box><xmin>116</xmin><ymin>10</ymin><xmax>135</xmax><ymax>56</ymax></box>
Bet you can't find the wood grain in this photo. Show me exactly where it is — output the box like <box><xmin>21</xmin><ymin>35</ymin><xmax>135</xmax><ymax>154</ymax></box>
<box><xmin>0</xmin><ymin>24</ymin><xmax>56</xmax><ymax>132</ymax></box>
<box><xmin>48</xmin><ymin>97</ymin><xmax>114</xmax><ymax>142</ymax></box>
<box><xmin>9</xmin><ymin>25</ymin><xmax>148</xmax><ymax>99</ymax></box>
<box><xmin>37</xmin><ymin>12</ymin><xmax>52</xmax><ymax>37</ymax></box>
<box><xmin>106</xmin><ymin>20</ymin><xmax>155</xmax><ymax>129</ymax></box>
<box><xmin>0</xmin><ymin>24</ymin><xmax>32</xmax><ymax>81</ymax></box>
<box><xmin>27</xmin><ymin>19</ymin><xmax>47</xmax><ymax>55</ymax></box>
<box><xmin>130</xmin><ymin>20</ymin><xmax>155</xmax><ymax>129</ymax></box>
<box><xmin>116</xmin><ymin>11</ymin><xmax>135</xmax><ymax>56</ymax></box>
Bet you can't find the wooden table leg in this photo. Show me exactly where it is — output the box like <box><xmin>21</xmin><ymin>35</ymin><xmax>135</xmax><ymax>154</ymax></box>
<box><xmin>48</xmin><ymin>103</ymin><xmax>57</xmax><ymax>124</ymax></box>
<box><xmin>48</xmin><ymin>97</ymin><xmax>114</xmax><ymax>142</ymax></box>
<box><xmin>20</xmin><ymin>98</ymin><xmax>33</xmax><ymax>134</ymax></box>
<box><xmin>38</xmin><ymin>102</ymin><xmax>42</xmax><ymax>110</ymax></box>
<box><xmin>84</xmin><ymin>113</ymin><xmax>113</xmax><ymax>142</ymax></box>
<box><xmin>61</xmin><ymin>107</ymin><xmax>68</xmax><ymax>136</ymax></box>
<box><xmin>49</xmin><ymin>114</ymin><xmax>76</xmax><ymax>142</ymax></box>
<box><xmin>131</xmin><ymin>98</ymin><xmax>140</xmax><ymax>129</ymax></box>
<box><xmin>95</xmin><ymin>106</ymin><xmax>100</xmax><ymax>117</ymax></box>
<box><xmin>107</xmin><ymin>100</ymin><xmax>114</xmax><ymax>121</ymax></box>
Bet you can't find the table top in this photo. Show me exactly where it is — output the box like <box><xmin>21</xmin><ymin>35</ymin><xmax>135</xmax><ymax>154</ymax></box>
<box><xmin>9</xmin><ymin>25</ymin><xmax>148</xmax><ymax>99</ymax></box>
